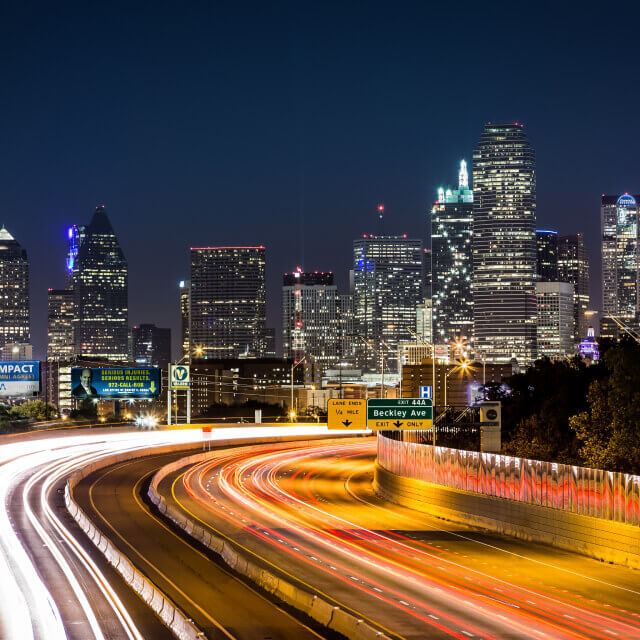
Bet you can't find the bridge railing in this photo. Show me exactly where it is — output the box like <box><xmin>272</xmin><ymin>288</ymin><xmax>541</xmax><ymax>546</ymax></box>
<box><xmin>377</xmin><ymin>433</ymin><xmax>640</xmax><ymax>526</ymax></box>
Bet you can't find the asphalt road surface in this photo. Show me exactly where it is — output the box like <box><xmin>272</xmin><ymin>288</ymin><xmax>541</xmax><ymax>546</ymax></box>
<box><xmin>0</xmin><ymin>424</ymin><xmax>341</xmax><ymax>640</ymax></box>
<box><xmin>162</xmin><ymin>437</ymin><xmax>640</xmax><ymax>640</ymax></box>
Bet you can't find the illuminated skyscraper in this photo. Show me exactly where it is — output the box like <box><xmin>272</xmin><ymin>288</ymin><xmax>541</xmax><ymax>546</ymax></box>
<box><xmin>536</xmin><ymin>282</ymin><xmax>574</xmax><ymax>358</ymax></box>
<box><xmin>190</xmin><ymin>246</ymin><xmax>266</xmax><ymax>358</ymax></box>
<box><xmin>431</xmin><ymin>159</ymin><xmax>473</xmax><ymax>345</ymax></box>
<box><xmin>47</xmin><ymin>289</ymin><xmax>74</xmax><ymax>360</ymax></box>
<box><xmin>72</xmin><ymin>206</ymin><xmax>129</xmax><ymax>361</ymax></box>
<box><xmin>179</xmin><ymin>279</ymin><xmax>191</xmax><ymax>358</ymax></box>
<box><xmin>558</xmin><ymin>233</ymin><xmax>590</xmax><ymax>341</ymax></box>
<box><xmin>65</xmin><ymin>225</ymin><xmax>85</xmax><ymax>288</ymax></box>
<box><xmin>536</xmin><ymin>229</ymin><xmax>559</xmax><ymax>281</ymax></box>
<box><xmin>472</xmin><ymin>123</ymin><xmax>537</xmax><ymax>363</ymax></box>
<box><xmin>0</xmin><ymin>226</ymin><xmax>30</xmax><ymax>349</ymax></box>
<box><xmin>282</xmin><ymin>269</ymin><xmax>338</xmax><ymax>372</ymax></box>
<box><xmin>353</xmin><ymin>235</ymin><xmax>423</xmax><ymax>372</ymax></box>
<box><xmin>601</xmin><ymin>194</ymin><xmax>640</xmax><ymax>338</ymax></box>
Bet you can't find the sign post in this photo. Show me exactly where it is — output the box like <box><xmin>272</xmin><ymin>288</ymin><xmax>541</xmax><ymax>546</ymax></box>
<box><xmin>367</xmin><ymin>398</ymin><xmax>432</xmax><ymax>430</ymax></box>
<box><xmin>328</xmin><ymin>399</ymin><xmax>367</xmax><ymax>429</ymax></box>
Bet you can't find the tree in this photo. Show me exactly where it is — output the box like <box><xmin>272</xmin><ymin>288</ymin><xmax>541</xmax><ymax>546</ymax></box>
<box><xmin>570</xmin><ymin>338</ymin><xmax>640</xmax><ymax>474</ymax></box>
<box><xmin>10</xmin><ymin>400</ymin><xmax>58</xmax><ymax>420</ymax></box>
<box><xmin>497</xmin><ymin>356</ymin><xmax>603</xmax><ymax>464</ymax></box>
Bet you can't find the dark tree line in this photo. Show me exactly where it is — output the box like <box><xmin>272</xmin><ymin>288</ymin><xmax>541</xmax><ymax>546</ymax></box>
<box><xmin>486</xmin><ymin>338</ymin><xmax>640</xmax><ymax>474</ymax></box>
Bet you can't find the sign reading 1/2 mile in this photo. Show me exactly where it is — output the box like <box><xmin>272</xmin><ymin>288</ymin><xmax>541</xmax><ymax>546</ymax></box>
<box><xmin>367</xmin><ymin>398</ymin><xmax>433</xmax><ymax>430</ymax></box>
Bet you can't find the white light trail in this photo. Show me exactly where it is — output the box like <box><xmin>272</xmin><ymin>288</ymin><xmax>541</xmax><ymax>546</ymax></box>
<box><xmin>0</xmin><ymin>425</ymin><xmax>332</xmax><ymax>639</ymax></box>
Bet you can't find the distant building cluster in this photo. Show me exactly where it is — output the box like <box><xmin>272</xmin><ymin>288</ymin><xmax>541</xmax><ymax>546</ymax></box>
<box><xmin>2</xmin><ymin>121</ymin><xmax>639</xmax><ymax>414</ymax></box>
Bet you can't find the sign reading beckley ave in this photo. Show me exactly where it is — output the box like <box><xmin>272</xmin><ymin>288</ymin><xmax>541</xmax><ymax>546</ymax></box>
<box><xmin>367</xmin><ymin>398</ymin><xmax>433</xmax><ymax>430</ymax></box>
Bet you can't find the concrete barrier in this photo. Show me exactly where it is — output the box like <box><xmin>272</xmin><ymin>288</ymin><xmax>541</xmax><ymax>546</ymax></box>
<box><xmin>374</xmin><ymin>463</ymin><xmax>640</xmax><ymax>570</ymax></box>
<box><xmin>147</xmin><ymin>446</ymin><xmax>392</xmax><ymax>640</ymax></box>
<box><xmin>65</xmin><ymin>432</ymin><xmax>368</xmax><ymax>640</ymax></box>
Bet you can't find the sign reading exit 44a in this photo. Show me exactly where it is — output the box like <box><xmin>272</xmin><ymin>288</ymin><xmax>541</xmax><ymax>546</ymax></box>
<box><xmin>367</xmin><ymin>398</ymin><xmax>432</xmax><ymax>430</ymax></box>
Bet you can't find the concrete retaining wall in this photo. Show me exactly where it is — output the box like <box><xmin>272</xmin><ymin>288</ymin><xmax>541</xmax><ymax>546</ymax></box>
<box><xmin>374</xmin><ymin>463</ymin><xmax>640</xmax><ymax>570</ymax></box>
<box><xmin>66</xmin><ymin>444</ymin><xmax>205</xmax><ymax>640</ymax></box>
<box><xmin>66</xmin><ymin>433</ymin><xmax>374</xmax><ymax>640</ymax></box>
<box><xmin>148</xmin><ymin>445</ymin><xmax>392</xmax><ymax>640</ymax></box>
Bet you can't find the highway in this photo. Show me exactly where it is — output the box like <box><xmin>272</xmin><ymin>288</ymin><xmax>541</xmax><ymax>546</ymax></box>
<box><xmin>160</xmin><ymin>437</ymin><xmax>640</xmax><ymax>640</ymax></box>
<box><xmin>0</xmin><ymin>425</ymin><xmax>341</xmax><ymax>640</ymax></box>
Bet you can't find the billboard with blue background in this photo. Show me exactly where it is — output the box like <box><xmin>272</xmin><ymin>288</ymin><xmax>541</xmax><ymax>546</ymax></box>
<box><xmin>71</xmin><ymin>367</ymin><xmax>160</xmax><ymax>399</ymax></box>
<box><xmin>0</xmin><ymin>361</ymin><xmax>40</xmax><ymax>397</ymax></box>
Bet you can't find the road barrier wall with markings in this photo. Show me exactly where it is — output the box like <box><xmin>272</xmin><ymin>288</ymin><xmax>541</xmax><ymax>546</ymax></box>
<box><xmin>375</xmin><ymin>434</ymin><xmax>640</xmax><ymax>569</ymax></box>
<box><xmin>65</xmin><ymin>444</ymin><xmax>205</xmax><ymax>640</ymax></box>
<box><xmin>148</xmin><ymin>443</ymin><xmax>392</xmax><ymax>640</ymax></box>
<box><xmin>64</xmin><ymin>433</ymin><xmax>374</xmax><ymax>640</ymax></box>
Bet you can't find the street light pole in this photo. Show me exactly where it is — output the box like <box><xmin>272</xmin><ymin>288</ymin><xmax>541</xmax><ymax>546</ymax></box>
<box><xmin>290</xmin><ymin>357</ymin><xmax>306</xmax><ymax>420</ymax></box>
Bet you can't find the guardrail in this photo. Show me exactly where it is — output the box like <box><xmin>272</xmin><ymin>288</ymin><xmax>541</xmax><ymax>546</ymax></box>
<box><xmin>377</xmin><ymin>433</ymin><xmax>640</xmax><ymax>526</ymax></box>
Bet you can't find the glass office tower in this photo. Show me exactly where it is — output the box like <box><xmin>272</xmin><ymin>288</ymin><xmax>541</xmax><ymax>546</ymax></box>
<box><xmin>352</xmin><ymin>235</ymin><xmax>423</xmax><ymax>373</ymax></box>
<box><xmin>431</xmin><ymin>159</ymin><xmax>474</xmax><ymax>345</ymax></box>
<box><xmin>0</xmin><ymin>226</ymin><xmax>30</xmax><ymax>350</ymax></box>
<box><xmin>558</xmin><ymin>233</ymin><xmax>590</xmax><ymax>341</ymax></box>
<box><xmin>601</xmin><ymin>194</ymin><xmax>639</xmax><ymax>338</ymax></box>
<box><xmin>190</xmin><ymin>246</ymin><xmax>266</xmax><ymax>358</ymax></box>
<box><xmin>536</xmin><ymin>229</ymin><xmax>559</xmax><ymax>281</ymax></box>
<box><xmin>72</xmin><ymin>206</ymin><xmax>129</xmax><ymax>361</ymax></box>
<box><xmin>472</xmin><ymin>123</ymin><xmax>537</xmax><ymax>364</ymax></box>
<box><xmin>282</xmin><ymin>269</ymin><xmax>339</xmax><ymax>373</ymax></box>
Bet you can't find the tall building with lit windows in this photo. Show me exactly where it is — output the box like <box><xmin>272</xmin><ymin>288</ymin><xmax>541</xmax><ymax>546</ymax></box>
<box><xmin>47</xmin><ymin>289</ymin><xmax>74</xmax><ymax>360</ymax></box>
<box><xmin>431</xmin><ymin>159</ymin><xmax>473</xmax><ymax>346</ymax></box>
<box><xmin>536</xmin><ymin>229</ymin><xmax>559</xmax><ymax>281</ymax></box>
<box><xmin>282</xmin><ymin>269</ymin><xmax>338</xmax><ymax>373</ymax></box>
<box><xmin>472</xmin><ymin>123</ymin><xmax>537</xmax><ymax>364</ymax></box>
<box><xmin>352</xmin><ymin>235</ymin><xmax>423</xmax><ymax>372</ymax></box>
<box><xmin>536</xmin><ymin>282</ymin><xmax>574</xmax><ymax>358</ymax></box>
<box><xmin>558</xmin><ymin>233</ymin><xmax>590</xmax><ymax>341</ymax></box>
<box><xmin>72</xmin><ymin>206</ymin><xmax>129</xmax><ymax>361</ymax></box>
<box><xmin>601</xmin><ymin>194</ymin><xmax>640</xmax><ymax>338</ymax></box>
<box><xmin>0</xmin><ymin>226</ymin><xmax>30</xmax><ymax>349</ymax></box>
<box><xmin>179</xmin><ymin>279</ymin><xmax>191</xmax><ymax>358</ymax></box>
<box><xmin>190</xmin><ymin>246</ymin><xmax>266</xmax><ymax>358</ymax></box>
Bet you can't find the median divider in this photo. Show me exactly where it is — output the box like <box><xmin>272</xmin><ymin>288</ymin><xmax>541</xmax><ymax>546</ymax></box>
<box><xmin>65</xmin><ymin>432</ymin><xmax>370</xmax><ymax>640</ymax></box>
<box><xmin>147</xmin><ymin>443</ymin><xmax>392</xmax><ymax>640</ymax></box>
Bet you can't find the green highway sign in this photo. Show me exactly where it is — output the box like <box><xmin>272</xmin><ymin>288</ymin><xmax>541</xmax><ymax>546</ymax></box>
<box><xmin>367</xmin><ymin>398</ymin><xmax>433</xmax><ymax>430</ymax></box>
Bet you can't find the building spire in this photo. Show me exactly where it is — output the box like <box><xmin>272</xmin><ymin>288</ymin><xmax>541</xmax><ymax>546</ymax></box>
<box><xmin>458</xmin><ymin>159</ymin><xmax>468</xmax><ymax>189</ymax></box>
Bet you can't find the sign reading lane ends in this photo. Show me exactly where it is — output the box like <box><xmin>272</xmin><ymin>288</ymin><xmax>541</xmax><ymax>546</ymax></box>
<box><xmin>328</xmin><ymin>399</ymin><xmax>367</xmax><ymax>430</ymax></box>
<box><xmin>367</xmin><ymin>398</ymin><xmax>433</xmax><ymax>430</ymax></box>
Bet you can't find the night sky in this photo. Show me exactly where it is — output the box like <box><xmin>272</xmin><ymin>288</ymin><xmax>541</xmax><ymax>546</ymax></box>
<box><xmin>2</xmin><ymin>1</ymin><xmax>639</xmax><ymax>359</ymax></box>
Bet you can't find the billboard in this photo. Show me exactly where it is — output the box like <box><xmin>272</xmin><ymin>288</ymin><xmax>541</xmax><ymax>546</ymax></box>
<box><xmin>71</xmin><ymin>367</ymin><xmax>160</xmax><ymax>399</ymax></box>
<box><xmin>0</xmin><ymin>361</ymin><xmax>40</xmax><ymax>397</ymax></box>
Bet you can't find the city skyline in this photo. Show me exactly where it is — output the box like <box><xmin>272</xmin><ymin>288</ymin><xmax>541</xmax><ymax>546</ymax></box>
<box><xmin>3</xmin><ymin>3</ymin><xmax>640</xmax><ymax>359</ymax></box>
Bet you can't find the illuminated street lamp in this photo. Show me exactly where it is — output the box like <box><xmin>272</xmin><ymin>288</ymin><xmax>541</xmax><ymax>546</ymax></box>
<box><xmin>443</xmin><ymin>359</ymin><xmax>470</xmax><ymax>421</ymax></box>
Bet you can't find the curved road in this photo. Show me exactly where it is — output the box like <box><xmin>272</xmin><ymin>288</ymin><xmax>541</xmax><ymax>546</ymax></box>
<box><xmin>0</xmin><ymin>425</ymin><xmax>342</xmax><ymax>640</ymax></box>
<box><xmin>161</xmin><ymin>438</ymin><xmax>640</xmax><ymax>640</ymax></box>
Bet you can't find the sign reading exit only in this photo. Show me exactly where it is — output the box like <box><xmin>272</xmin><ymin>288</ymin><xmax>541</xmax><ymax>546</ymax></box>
<box><xmin>367</xmin><ymin>398</ymin><xmax>432</xmax><ymax>430</ymax></box>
